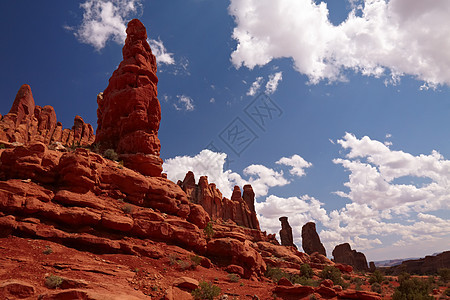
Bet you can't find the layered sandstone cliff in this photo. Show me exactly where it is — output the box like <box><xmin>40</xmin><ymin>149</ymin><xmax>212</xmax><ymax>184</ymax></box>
<box><xmin>0</xmin><ymin>85</ymin><xmax>94</xmax><ymax>147</ymax></box>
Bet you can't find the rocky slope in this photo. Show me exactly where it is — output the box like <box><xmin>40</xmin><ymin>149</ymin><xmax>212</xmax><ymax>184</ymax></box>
<box><xmin>2</xmin><ymin>18</ymin><xmax>434</xmax><ymax>299</ymax></box>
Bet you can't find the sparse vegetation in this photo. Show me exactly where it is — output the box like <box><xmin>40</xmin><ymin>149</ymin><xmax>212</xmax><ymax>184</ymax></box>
<box><xmin>438</xmin><ymin>268</ymin><xmax>450</xmax><ymax>283</ymax></box>
<box><xmin>122</xmin><ymin>204</ymin><xmax>133</xmax><ymax>214</ymax></box>
<box><xmin>369</xmin><ymin>269</ymin><xmax>385</xmax><ymax>284</ymax></box>
<box><xmin>319</xmin><ymin>266</ymin><xmax>345</xmax><ymax>287</ymax></box>
<box><xmin>228</xmin><ymin>273</ymin><xmax>240</xmax><ymax>282</ymax></box>
<box><xmin>45</xmin><ymin>274</ymin><xmax>63</xmax><ymax>289</ymax></box>
<box><xmin>392</xmin><ymin>272</ymin><xmax>433</xmax><ymax>300</ymax></box>
<box><xmin>371</xmin><ymin>282</ymin><xmax>382</xmax><ymax>294</ymax></box>
<box><xmin>190</xmin><ymin>255</ymin><xmax>202</xmax><ymax>267</ymax></box>
<box><xmin>204</xmin><ymin>221</ymin><xmax>214</xmax><ymax>239</ymax></box>
<box><xmin>266</xmin><ymin>266</ymin><xmax>318</xmax><ymax>287</ymax></box>
<box><xmin>103</xmin><ymin>148</ymin><xmax>119</xmax><ymax>161</ymax></box>
<box><xmin>300</xmin><ymin>263</ymin><xmax>313</xmax><ymax>279</ymax></box>
<box><xmin>191</xmin><ymin>281</ymin><xmax>221</xmax><ymax>300</ymax></box>
<box><xmin>42</xmin><ymin>246</ymin><xmax>53</xmax><ymax>255</ymax></box>
<box><xmin>0</xmin><ymin>143</ymin><xmax>5</xmax><ymax>149</ymax></box>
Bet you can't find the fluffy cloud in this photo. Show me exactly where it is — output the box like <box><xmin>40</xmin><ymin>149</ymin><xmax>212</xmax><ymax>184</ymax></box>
<box><xmin>276</xmin><ymin>154</ymin><xmax>312</xmax><ymax>177</ymax></box>
<box><xmin>163</xmin><ymin>150</ymin><xmax>291</xmax><ymax>198</ymax></box>
<box><xmin>148</xmin><ymin>38</ymin><xmax>175</xmax><ymax>65</ymax></box>
<box><xmin>265</xmin><ymin>72</ymin><xmax>283</xmax><ymax>94</ymax></box>
<box><xmin>74</xmin><ymin>0</ymin><xmax>174</xmax><ymax>65</ymax></box>
<box><xmin>334</xmin><ymin>133</ymin><xmax>450</xmax><ymax>213</ymax></box>
<box><xmin>74</xmin><ymin>0</ymin><xmax>142</xmax><ymax>50</ymax></box>
<box><xmin>247</xmin><ymin>77</ymin><xmax>263</xmax><ymax>96</ymax></box>
<box><xmin>229</xmin><ymin>0</ymin><xmax>450</xmax><ymax>85</ymax></box>
<box><xmin>174</xmin><ymin>95</ymin><xmax>195</xmax><ymax>111</ymax></box>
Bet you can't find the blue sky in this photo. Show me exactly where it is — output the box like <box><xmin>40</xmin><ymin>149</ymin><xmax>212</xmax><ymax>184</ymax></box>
<box><xmin>1</xmin><ymin>0</ymin><xmax>449</xmax><ymax>261</ymax></box>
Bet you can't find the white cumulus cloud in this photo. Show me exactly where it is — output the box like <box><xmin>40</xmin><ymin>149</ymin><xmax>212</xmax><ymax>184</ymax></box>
<box><xmin>148</xmin><ymin>38</ymin><xmax>175</xmax><ymax>65</ymax></box>
<box><xmin>74</xmin><ymin>0</ymin><xmax>142</xmax><ymax>51</ymax></box>
<box><xmin>247</xmin><ymin>76</ymin><xmax>263</xmax><ymax>96</ymax></box>
<box><xmin>265</xmin><ymin>72</ymin><xmax>283</xmax><ymax>94</ymax></box>
<box><xmin>229</xmin><ymin>0</ymin><xmax>450</xmax><ymax>86</ymax></box>
<box><xmin>276</xmin><ymin>154</ymin><xmax>312</xmax><ymax>177</ymax></box>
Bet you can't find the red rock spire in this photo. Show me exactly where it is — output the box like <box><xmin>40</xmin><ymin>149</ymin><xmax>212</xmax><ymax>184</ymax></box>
<box><xmin>95</xmin><ymin>19</ymin><xmax>163</xmax><ymax>176</ymax></box>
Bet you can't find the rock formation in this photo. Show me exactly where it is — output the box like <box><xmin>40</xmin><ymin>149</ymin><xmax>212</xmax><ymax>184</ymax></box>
<box><xmin>178</xmin><ymin>171</ymin><xmax>260</xmax><ymax>230</ymax></box>
<box><xmin>0</xmin><ymin>84</ymin><xmax>94</xmax><ymax>147</ymax></box>
<box><xmin>301</xmin><ymin>222</ymin><xmax>326</xmax><ymax>256</ymax></box>
<box><xmin>386</xmin><ymin>251</ymin><xmax>450</xmax><ymax>275</ymax></box>
<box><xmin>279</xmin><ymin>216</ymin><xmax>296</xmax><ymax>248</ymax></box>
<box><xmin>95</xmin><ymin>19</ymin><xmax>163</xmax><ymax>177</ymax></box>
<box><xmin>332</xmin><ymin>243</ymin><xmax>369</xmax><ymax>271</ymax></box>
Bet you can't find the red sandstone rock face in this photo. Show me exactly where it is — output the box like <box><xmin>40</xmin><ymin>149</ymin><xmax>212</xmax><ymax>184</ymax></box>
<box><xmin>179</xmin><ymin>171</ymin><xmax>260</xmax><ymax>230</ymax></box>
<box><xmin>279</xmin><ymin>216</ymin><xmax>296</xmax><ymax>248</ymax></box>
<box><xmin>95</xmin><ymin>19</ymin><xmax>163</xmax><ymax>177</ymax></box>
<box><xmin>332</xmin><ymin>242</ymin><xmax>369</xmax><ymax>271</ymax></box>
<box><xmin>301</xmin><ymin>221</ymin><xmax>327</xmax><ymax>256</ymax></box>
<box><xmin>0</xmin><ymin>84</ymin><xmax>95</xmax><ymax>147</ymax></box>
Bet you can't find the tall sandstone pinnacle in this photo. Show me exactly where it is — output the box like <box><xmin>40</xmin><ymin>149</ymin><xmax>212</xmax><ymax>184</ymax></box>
<box><xmin>279</xmin><ymin>216</ymin><xmax>296</xmax><ymax>248</ymax></box>
<box><xmin>301</xmin><ymin>222</ymin><xmax>327</xmax><ymax>256</ymax></box>
<box><xmin>95</xmin><ymin>19</ymin><xmax>163</xmax><ymax>177</ymax></box>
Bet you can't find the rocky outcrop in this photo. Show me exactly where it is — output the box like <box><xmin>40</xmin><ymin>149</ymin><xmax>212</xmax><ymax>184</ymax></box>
<box><xmin>332</xmin><ymin>243</ymin><xmax>369</xmax><ymax>271</ymax></box>
<box><xmin>0</xmin><ymin>85</ymin><xmax>94</xmax><ymax>147</ymax></box>
<box><xmin>301</xmin><ymin>222</ymin><xmax>326</xmax><ymax>256</ymax></box>
<box><xmin>279</xmin><ymin>216</ymin><xmax>296</xmax><ymax>248</ymax></box>
<box><xmin>178</xmin><ymin>171</ymin><xmax>260</xmax><ymax>230</ymax></box>
<box><xmin>386</xmin><ymin>251</ymin><xmax>450</xmax><ymax>275</ymax></box>
<box><xmin>95</xmin><ymin>19</ymin><xmax>163</xmax><ymax>177</ymax></box>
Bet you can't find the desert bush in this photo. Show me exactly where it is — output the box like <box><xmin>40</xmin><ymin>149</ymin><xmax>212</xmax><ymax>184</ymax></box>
<box><xmin>300</xmin><ymin>263</ymin><xmax>314</xmax><ymax>279</ymax></box>
<box><xmin>369</xmin><ymin>269</ymin><xmax>385</xmax><ymax>284</ymax></box>
<box><xmin>320</xmin><ymin>266</ymin><xmax>345</xmax><ymax>287</ymax></box>
<box><xmin>438</xmin><ymin>268</ymin><xmax>450</xmax><ymax>283</ymax></box>
<box><xmin>0</xmin><ymin>144</ymin><xmax>5</xmax><ymax>149</ymax></box>
<box><xmin>228</xmin><ymin>273</ymin><xmax>240</xmax><ymax>282</ymax></box>
<box><xmin>103</xmin><ymin>148</ymin><xmax>119</xmax><ymax>161</ymax></box>
<box><xmin>191</xmin><ymin>281</ymin><xmax>221</xmax><ymax>300</ymax></box>
<box><xmin>343</xmin><ymin>274</ymin><xmax>351</xmax><ymax>280</ymax></box>
<box><xmin>190</xmin><ymin>255</ymin><xmax>202</xmax><ymax>267</ymax></box>
<box><xmin>204</xmin><ymin>221</ymin><xmax>214</xmax><ymax>239</ymax></box>
<box><xmin>266</xmin><ymin>266</ymin><xmax>318</xmax><ymax>287</ymax></box>
<box><xmin>122</xmin><ymin>204</ymin><xmax>133</xmax><ymax>214</ymax></box>
<box><xmin>42</xmin><ymin>246</ymin><xmax>53</xmax><ymax>255</ymax></box>
<box><xmin>371</xmin><ymin>282</ymin><xmax>382</xmax><ymax>294</ymax></box>
<box><xmin>45</xmin><ymin>274</ymin><xmax>63</xmax><ymax>289</ymax></box>
<box><xmin>392</xmin><ymin>273</ymin><xmax>433</xmax><ymax>300</ymax></box>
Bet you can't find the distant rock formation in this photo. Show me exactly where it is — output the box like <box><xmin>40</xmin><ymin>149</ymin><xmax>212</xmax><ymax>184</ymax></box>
<box><xmin>279</xmin><ymin>216</ymin><xmax>296</xmax><ymax>248</ymax></box>
<box><xmin>0</xmin><ymin>84</ymin><xmax>94</xmax><ymax>147</ymax></box>
<box><xmin>178</xmin><ymin>171</ymin><xmax>260</xmax><ymax>230</ymax></box>
<box><xmin>301</xmin><ymin>222</ymin><xmax>326</xmax><ymax>256</ymax></box>
<box><xmin>369</xmin><ymin>261</ymin><xmax>376</xmax><ymax>272</ymax></box>
<box><xmin>332</xmin><ymin>243</ymin><xmax>369</xmax><ymax>271</ymax></box>
<box><xmin>95</xmin><ymin>19</ymin><xmax>163</xmax><ymax>177</ymax></box>
<box><xmin>386</xmin><ymin>251</ymin><xmax>450</xmax><ymax>275</ymax></box>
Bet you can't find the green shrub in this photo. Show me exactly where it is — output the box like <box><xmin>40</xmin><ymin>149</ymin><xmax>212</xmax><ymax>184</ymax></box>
<box><xmin>42</xmin><ymin>246</ymin><xmax>53</xmax><ymax>255</ymax></box>
<box><xmin>103</xmin><ymin>148</ymin><xmax>119</xmax><ymax>161</ymax></box>
<box><xmin>0</xmin><ymin>144</ymin><xmax>5</xmax><ymax>149</ymax></box>
<box><xmin>266</xmin><ymin>266</ymin><xmax>318</xmax><ymax>287</ymax></box>
<box><xmin>122</xmin><ymin>204</ymin><xmax>133</xmax><ymax>214</ymax></box>
<box><xmin>320</xmin><ymin>266</ymin><xmax>345</xmax><ymax>286</ymax></box>
<box><xmin>204</xmin><ymin>221</ymin><xmax>214</xmax><ymax>239</ymax></box>
<box><xmin>371</xmin><ymin>282</ymin><xmax>382</xmax><ymax>294</ymax></box>
<box><xmin>300</xmin><ymin>263</ymin><xmax>314</xmax><ymax>279</ymax></box>
<box><xmin>45</xmin><ymin>274</ymin><xmax>63</xmax><ymax>289</ymax></box>
<box><xmin>369</xmin><ymin>270</ymin><xmax>385</xmax><ymax>284</ymax></box>
<box><xmin>438</xmin><ymin>268</ymin><xmax>450</xmax><ymax>283</ymax></box>
<box><xmin>190</xmin><ymin>255</ymin><xmax>202</xmax><ymax>267</ymax></box>
<box><xmin>228</xmin><ymin>273</ymin><xmax>240</xmax><ymax>282</ymax></box>
<box><xmin>343</xmin><ymin>274</ymin><xmax>351</xmax><ymax>280</ymax></box>
<box><xmin>191</xmin><ymin>281</ymin><xmax>221</xmax><ymax>300</ymax></box>
<box><xmin>392</xmin><ymin>273</ymin><xmax>433</xmax><ymax>300</ymax></box>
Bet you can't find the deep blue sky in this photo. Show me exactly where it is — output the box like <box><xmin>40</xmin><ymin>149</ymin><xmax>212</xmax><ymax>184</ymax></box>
<box><xmin>1</xmin><ymin>0</ymin><xmax>449</xmax><ymax>261</ymax></box>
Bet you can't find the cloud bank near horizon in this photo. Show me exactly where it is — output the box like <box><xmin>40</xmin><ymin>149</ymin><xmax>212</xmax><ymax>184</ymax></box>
<box><xmin>163</xmin><ymin>134</ymin><xmax>450</xmax><ymax>260</ymax></box>
<box><xmin>229</xmin><ymin>0</ymin><xmax>450</xmax><ymax>86</ymax></box>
